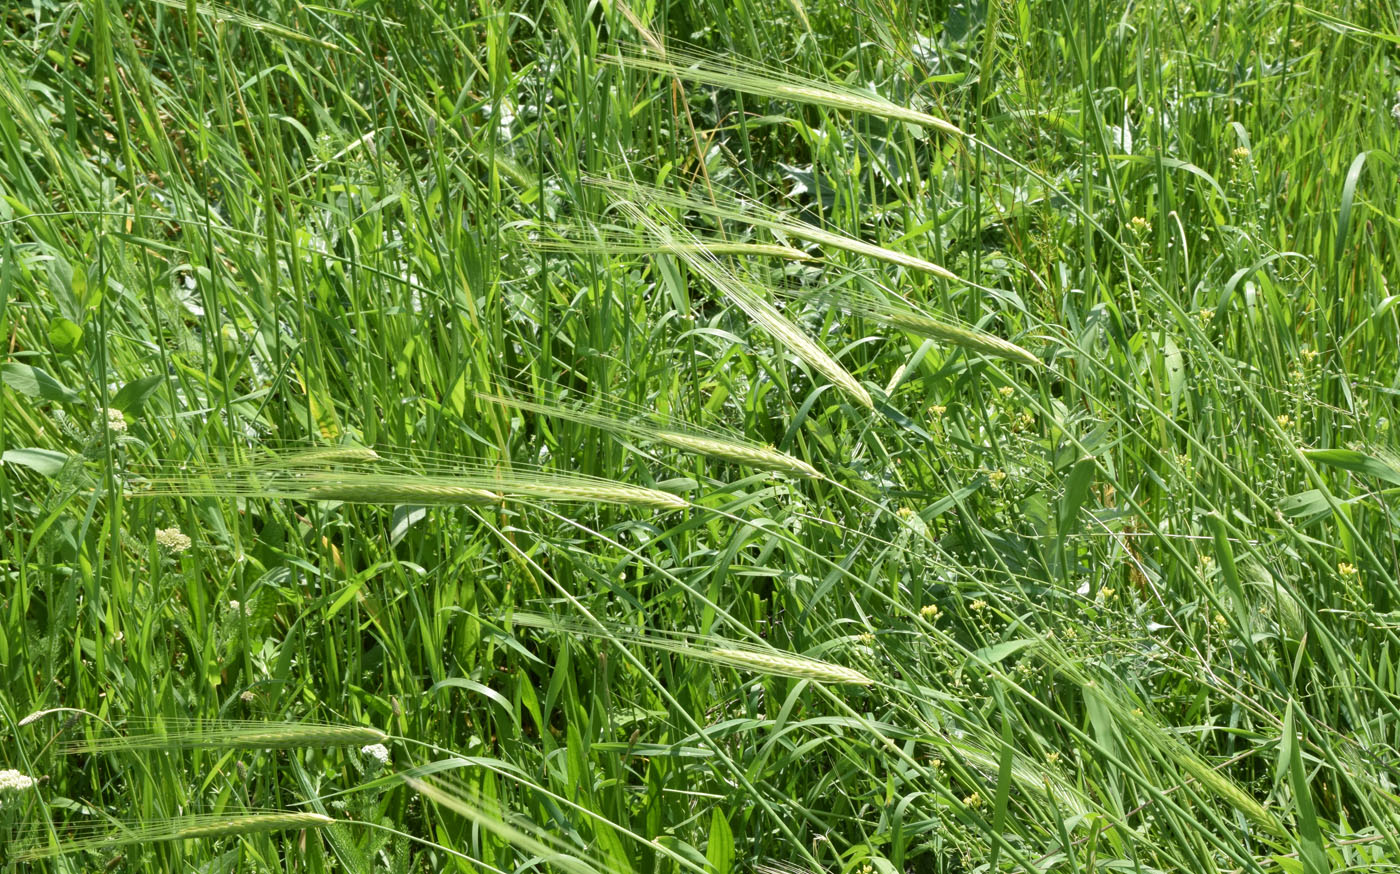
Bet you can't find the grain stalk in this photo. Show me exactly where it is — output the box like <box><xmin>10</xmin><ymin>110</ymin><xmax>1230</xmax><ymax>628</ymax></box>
<box><xmin>11</xmin><ymin>812</ymin><xmax>335</xmax><ymax>861</ymax></box>
<box><xmin>614</xmin><ymin>201</ymin><xmax>873</xmax><ymax>409</ymax></box>
<box><xmin>480</xmin><ymin>392</ymin><xmax>821</xmax><ymax>478</ymax></box>
<box><xmin>604</xmin><ymin>43</ymin><xmax>963</xmax><ymax>136</ymax></box>
<box><xmin>587</xmin><ymin>176</ymin><xmax>962</xmax><ymax>281</ymax></box>
<box><xmin>508</xmin><ymin>612</ymin><xmax>872</xmax><ymax>685</ymax></box>
<box><xmin>60</xmin><ymin>719</ymin><xmax>387</xmax><ymax>754</ymax></box>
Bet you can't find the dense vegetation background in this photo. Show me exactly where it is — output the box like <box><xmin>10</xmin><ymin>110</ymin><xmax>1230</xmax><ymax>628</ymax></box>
<box><xmin>2</xmin><ymin>0</ymin><xmax>1399</xmax><ymax>871</ymax></box>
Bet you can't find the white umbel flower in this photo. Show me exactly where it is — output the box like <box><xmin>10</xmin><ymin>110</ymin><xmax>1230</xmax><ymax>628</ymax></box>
<box><xmin>155</xmin><ymin>527</ymin><xmax>192</xmax><ymax>553</ymax></box>
<box><xmin>360</xmin><ymin>743</ymin><xmax>390</xmax><ymax>766</ymax></box>
<box><xmin>105</xmin><ymin>407</ymin><xmax>128</xmax><ymax>433</ymax></box>
<box><xmin>0</xmin><ymin>769</ymin><xmax>35</xmax><ymax>792</ymax></box>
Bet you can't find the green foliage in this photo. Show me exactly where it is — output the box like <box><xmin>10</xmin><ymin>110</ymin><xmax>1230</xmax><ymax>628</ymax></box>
<box><xmin>2</xmin><ymin>0</ymin><xmax>1399</xmax><ymax>871</ymax></box>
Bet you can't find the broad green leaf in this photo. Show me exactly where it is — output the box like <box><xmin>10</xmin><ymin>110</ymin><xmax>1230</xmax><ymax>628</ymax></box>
<box><xmin>1</xmin><ymin>363</ymin><xmax>80</xmax><ymax>403</ymax></box>
<box><xmin>974</xmin><ymin>639</ymin><xmax>1036</xmax><ymax>666</ymax></box>
<box><xmin>2</xmin><ymin>448</ymin><xmax>72</xmax><ymax>476</ymax></box>
<box><xmin>1282</xmin><ymin>702</ymin><xmax>1330</xmax><ymax>874</ymax></box>
<box><xmin>706</xmin><ymin>809</ymin><xmax>734</xmax><ymax>874</ymax></box>
<box><xmin>1302</xmin><ymin>448</ymin><xmax>1400</xmax><ymax>486</ymax></box>
<box><xmin>112</xmin><ymin>374</ymin><xmax>164</xmax><ymax>413</ymax></box>
<box><xmin>48</xmin><ymin>317</ymin><xmax>83</xmax><ymax>354</ymax></box>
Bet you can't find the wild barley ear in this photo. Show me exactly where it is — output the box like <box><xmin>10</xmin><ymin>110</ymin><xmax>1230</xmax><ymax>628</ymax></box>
<box><xmin>10</xmin><ymin>812</ymin><xmax>335</xmax><ymax>861</ymax></box>
<box><xmin>60</xmin><ymin>718</ymin><xmax>388</xmax><ymax>754</ymax></box>
<box><xmin>508</xmin><ymin>612</ymin><xmax>872</xmax><ymax>685</ymax></box>
<box><xmin>257</xmin><ymin>445</ymin><xmax>382</xmax><ymax>468</ymax></box>
<box><xmin>603</xmin><ymin>44</ymin><xmax>964</xmax><ymax>136</ymax></box>
<box><xmin>129</xmin><ymin>455</ymin><xmax>689</xmax><ymax>511</ymax></box>
<box><xmin>479</xmin><ymin>392</ymin><xmax>822</xmax><ymax>479</ymax></box>
<box><xmin>519</xmin><ymin>223</ymin><xmax>815</xmax><ymax>262</ymax></box>
<box><xmin>786</xmin><ymin>289</ymin><xmax>1041</xmax><ymax>368</ymax></box>
<box><xmin>707</xmin><ymin>648</ymin><xmax>874</xmax><ymax>685</ymax></box>
<box><xmin>580</xmin><ymin>177</ymin><xmax>958</xmax><ymax>280</ymax></box>
<box><xmin>304</xmin><ymin>481</ymin><xmax>501</xmax><ymax>505</ymax></box>
<box><xmin>613</xmin><ymin>200</ymin><xmax>873</xmax><ymax>410</ymax></box>
<box><xmin>405</xmin><ymin>776</ymin><xmax>609</xmax><ymax>874</ymax></box>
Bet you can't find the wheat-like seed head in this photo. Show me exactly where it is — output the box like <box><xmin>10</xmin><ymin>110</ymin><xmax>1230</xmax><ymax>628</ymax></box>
<box><xmin>516</xmin><ymin>481</ymin><xmax>689</xmax><ymax>510</ymax></box>
<box><xmin>605</xmin><ymin>46</ymin><xmax>963</xmax><ymax>136</ymax></box>
<box><xmin>480</xmin><ymin>392</ymin><xmax>821</xmax><ymax>478</ymax></box>
<box><xmin>585</xmin><ymin>176</ymin><xmax>961</xmax><ymax>281</ymax></box>
<box><xmin>10</xmin><ymin>812</ymin><xmax>335</xmax><ymax>861</ymax></box>
<box><xmin>876</xmin><ymin>310</ymin><xmax>1040</xmax><ymax>367</ymax></box>
<box><xmin>615</xmin><ymin>202</ymin><xmax>873</xmax><ymax>410</ymax></box>
<box><xmin>306</xmin><ymin>482</ymin><xmax>502</xmax><ymax>505</ymax></box>
<box><xmin>709</xmin><ymin>648</ymin><xmax>873</xmax><ymax>684</ymax></box>
<box><xmin>262</xmin><ymin>446</ymin><xmax>382</xmax><ymax>467</ymax></box>
<box><xmin>509</xmin><ymin>612</ymin><xmax>870</xmax><ymax>685</ymax></box>
<box><xmin>652</xmin><ymin>430</ymin><xmax>822</xmax><ymax>478</ymax></box>
<box><xmin>61</xmin><ymin>720</ymin><xmax>388</xmax><ymax>754</ymax></box>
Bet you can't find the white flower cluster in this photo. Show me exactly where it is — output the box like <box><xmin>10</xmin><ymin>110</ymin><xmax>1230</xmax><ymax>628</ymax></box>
<box><xmin>155</xmin><ymin>527</ymin><xmax>192</xmax><ymax>553</ymax></box>
<box><xmin>0</xmin><ymin>769</ymin><xmax>35</xmax><ymax>792</ymax></box>
<box><xmin>360</xmin><ymin>743</ymin><xmax>390</xmax><ymax>766</ymax></box>
<box><xmin>105</xmin><ymin>407</ymin><xmax>127</xmax><ymax>433</ymax></box>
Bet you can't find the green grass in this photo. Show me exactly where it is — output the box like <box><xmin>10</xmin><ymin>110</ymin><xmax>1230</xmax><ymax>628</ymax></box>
<box><xmin>1</xmin><ymin>0</ymin><xmax>1399</xmax><ymax>871</ymax></box>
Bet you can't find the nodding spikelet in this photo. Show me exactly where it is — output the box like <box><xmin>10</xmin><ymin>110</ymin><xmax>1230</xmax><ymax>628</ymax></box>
<box><xmin>876</xmin><ymin>310</ymin><xmax>1039</xmax><ymax>367</ymax></box>
<box><xmin>405</xmin><ymin>777</ymin><xmax>608</xmax><ymax>874</ymax></box>
<box><xmin>788</xmin><ymin>290</ymin><xmax>1041</xmax><ymax>367</ymax></box>
<box><xmin>586</xmin><ymin>177</ymin><xmax>961</xmax><ymax>281</ymax></box>
<box><xmin>708</xmin><ymin>648</ymin><xmax>873</xmax><ymax>685</ymax></box>
<box><xmin>130</xmin><ymin>459</ymin><xmax>689</xmax><ymax>512</ymax></box>
<box><xmin>614</xmin><ymin>201</ymin><xmax>873</xmax><ymax>410</ymax></box>
<box><xmin>523</xmin><ymin>227</ymin><xmax>813</xmax><ymax>262</ymax></box>
<box><xmin>60</xmin><ymin>719</ymin><xmax>387</xmax><ymax>754</ymax></box>
<box><xmin>1074</xmin><ymin>673</ymin><xmax>1284</xmax><ymax>836</ymax></box>
<box><xmin>509</xmin><ymin>612</ymin><xmax>872</xmax><ymax>685</ymax></box>
<box><xmin>10</xmin><ymin>812</ymin><xmax>335</xmax><ymax>861</ymax></box>
<box><xmin>651</xmin><ymin>430</ymin><xmax>821</xmax><ymax>478</ymax></box>
<box><xmin>480</xmin><ymin>393</ymin><xmax>821</xmax><ymax>479</ymax></box>
<box><xmin>604</xmin><ymin>44</ymin><xmax>963</xmax><ymax>136</ymax></box>
<box><xmin>258</xmin><ymin>445</ymin><xmax>382</xmax><ymax>467</ymax></box>
<box><xmin>513</xmin><ymin>480</ymin><xmax>689</xmax><ymax>510</ymax></box>
<box><xmin>306</xmin><ymin>482</ymin><xmax>502</xmax><ymax>505</ymax></box>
